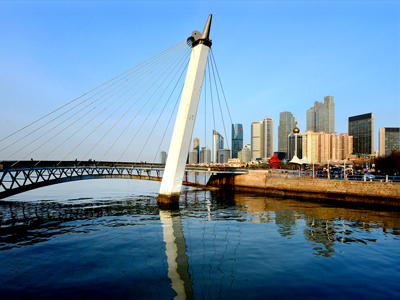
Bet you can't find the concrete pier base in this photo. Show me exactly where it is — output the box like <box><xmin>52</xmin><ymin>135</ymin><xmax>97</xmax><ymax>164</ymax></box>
<box><xmin>157</xmin><ymin>194</ymin><xmax>181</xmax><ymax>210</ymax></box>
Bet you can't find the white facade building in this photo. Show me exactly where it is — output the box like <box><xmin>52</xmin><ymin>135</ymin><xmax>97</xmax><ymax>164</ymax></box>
<box><xmin>212</xmin><ymin>130</ymin><xmax>224</xmax><ymax>163</ymax></box>
<box><xmin>263</xmin><ymin>117</ymin><xmax>273</xmax><ymax>159</ymax></box>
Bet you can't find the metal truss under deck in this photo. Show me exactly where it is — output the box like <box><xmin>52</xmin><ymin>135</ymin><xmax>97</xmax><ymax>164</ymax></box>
<box><xmin>0</xmin><ymin>161</ymin><xmax>248</xmax><ymax>200</ymax></box>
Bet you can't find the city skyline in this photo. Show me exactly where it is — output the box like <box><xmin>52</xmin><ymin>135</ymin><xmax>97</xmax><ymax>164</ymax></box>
<box><xmin>1</xmin><ymin>2</ymin><xmax>399</xmax><ymax>162</ymax></box>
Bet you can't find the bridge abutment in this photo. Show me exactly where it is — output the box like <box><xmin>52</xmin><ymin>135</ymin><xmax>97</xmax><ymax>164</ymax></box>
<box><xmin>208</xmin><ymin>170</ymin><xmax>400</xmax><ymax>205</ymax></box>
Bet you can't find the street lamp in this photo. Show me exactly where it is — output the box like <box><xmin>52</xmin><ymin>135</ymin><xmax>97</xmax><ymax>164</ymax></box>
<box><xmin>312</xmin><ymin>159</ymin><xmax>317</xmax><ymax>179</ymax></box>
<box><xmin>343</xmin><ymin>158</ymin><xmax>348</xmax><ymax>180</ymax></box>
<box><xmin>327</xmin><ymin>159</ymin><xmax>331</xmax><ymax>180</ymax></box>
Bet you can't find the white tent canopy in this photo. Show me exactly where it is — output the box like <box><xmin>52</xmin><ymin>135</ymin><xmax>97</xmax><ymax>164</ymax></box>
<box><xmin>289</xmin><ymin>155</ymin><xmax>302</xmax><ymax>165</ymax></box>
<box><xmin>300</xmin><ymin>156</ymin><xmax>311</xmax><ymax>165</ymax></box>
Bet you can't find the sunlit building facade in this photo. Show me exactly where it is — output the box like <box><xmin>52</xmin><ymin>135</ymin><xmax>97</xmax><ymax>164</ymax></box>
<box><xmin>251</xmin><ymin>121</ymin><xmax>263</xmax><ymax>160</ymax></box>
<box><xmin>306</xmin><ymin>96</ymin><xmax>335</xmax><ymax>133</ymax></box>
<box><xmin>200</xmin><ymin>147</ymin><xmax>211</xmax><ymax>163</ymax></box>
<box><xmin>239</xmin><ymin>144</ymin><xmax>251</xmax><ymax>163</ymax></box>
<box><xmin>263</xmin><ymin>117</ymin><xmax>273</xmax><ymax>159</ymax></box>
<box><xmin>302</xmin><ymin>130</ymin><xmax>319</xmax><ymax>163</ymax></box>
<box><xmin>189</xmin><ymin>149</ymin><xmax>198</xmax><ymax>164</ymax></box>
<box><xmin>379</xmin><ymin>128</ymin><xmax>400</xmax><ymax>156</ymax></box>
<box><xmin>218</xmin><ymin>149</ymin><xmax>231</xmax><ymax>163</ymax></box>
<box><xmin>212</xmin><ymin>130</ymin><xmax>224</xmax><ymax>163</ymax></box>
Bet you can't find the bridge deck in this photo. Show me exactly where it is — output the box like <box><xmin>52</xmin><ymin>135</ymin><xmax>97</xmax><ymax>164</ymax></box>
<box><xmin>0</xmin><ymin>160</ymin><xmax>248</xmax><ymax>200</ymax></box>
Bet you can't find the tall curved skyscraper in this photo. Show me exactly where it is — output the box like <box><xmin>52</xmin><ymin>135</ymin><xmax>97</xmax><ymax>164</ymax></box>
<box><xmin>231</xmin><ymin>124</ymin><xmax>243</xmax><ymax>159</ymax></box>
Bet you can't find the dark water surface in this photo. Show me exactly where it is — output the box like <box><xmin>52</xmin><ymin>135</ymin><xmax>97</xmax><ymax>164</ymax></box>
<box><xmin>1</xmin><ymin>179</ymin><xmax>399</xmax><ymax>299</ymax></box>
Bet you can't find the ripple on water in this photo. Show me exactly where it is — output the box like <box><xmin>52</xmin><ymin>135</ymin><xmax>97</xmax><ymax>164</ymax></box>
<box><xmin>0</xmin><ymin>180</ymin><xmax>400</xmax><ymax>299</ymax></box>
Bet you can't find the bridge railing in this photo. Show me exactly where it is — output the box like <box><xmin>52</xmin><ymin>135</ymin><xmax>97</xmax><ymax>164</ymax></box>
<box><xmin>266</xmin><ymin>169</ymin><xmax>400</xmax><ymax>183</ymax></box>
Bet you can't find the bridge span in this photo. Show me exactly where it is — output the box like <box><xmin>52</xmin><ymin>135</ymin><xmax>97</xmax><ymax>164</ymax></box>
<box><xmin>0</xmin><ymin>160</ymin><xmax>248</xmax><ymax>200</ymax></box>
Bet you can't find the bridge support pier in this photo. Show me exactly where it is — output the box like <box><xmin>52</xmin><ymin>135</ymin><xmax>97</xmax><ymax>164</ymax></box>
<box><xmin>158</xmin><ymin>15</ymin><xmax>212</xmax><ymax>203</ymax></box>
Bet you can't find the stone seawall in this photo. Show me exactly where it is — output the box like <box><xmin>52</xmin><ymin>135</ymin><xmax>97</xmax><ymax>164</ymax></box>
<box><xmin>208</xmin><ymin>170</ymin><xmax>400</xmax><ymax>206</ymax></box>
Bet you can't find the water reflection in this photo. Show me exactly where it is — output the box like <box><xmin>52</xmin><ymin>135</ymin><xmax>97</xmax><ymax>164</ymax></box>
<box><xmin>232</xmin><ymin>193</ymin><xmax>400</xmax><ymax>257</ymax></box>
<box><xmin>1</xmin><ymin>188</ymin><xmax>400</xmax><ymax>299</ymax></box>
<box><xmin>160</xmin><ymin>209</ymin><xmax>193</xmax><ymax>300</ymax></box>
<box><xmin>1</xmin><ymin>191</ymin><xmax>400</xmax><ymax>254</ymax></box>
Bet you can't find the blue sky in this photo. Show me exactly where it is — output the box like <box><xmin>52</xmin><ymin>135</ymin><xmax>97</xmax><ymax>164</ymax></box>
<box><xmin>1</xmin><ymin>1</ymin><xmax>399</xmax><ymax>162</ymax></box>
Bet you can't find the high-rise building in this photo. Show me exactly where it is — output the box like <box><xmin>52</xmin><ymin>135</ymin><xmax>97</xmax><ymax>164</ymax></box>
<box><xmin>200</xmin><ymin>147</ymin><xmax>211</xmax><ymax>163</ymax></box>
<box><xmin>218</xmin><ymin>149</ymin><xmax>231</xmax><ymax>163</ymax></box>
<box><xmin>231</xmin><ymin>124</ymin><xmax>243</xmax><ymax>159</ymax></box>
<box><xmin>251</xmin><ymin>118</ymin><xmax>273</xmax><ymax>161</ymax></box>
<box><xmin>302</xmin><ymin>130</ymin><xmax>319</xmax><ymax>163</ymax></box>
<box><xmin>160</xmin><ymin>151</ymin><xmax>168</xmax><ymax>164</ymax></box>
<box><xmin>278</xmin><ymin>112</ymin><xmax>295</xmax><ymax>159</ymax></box>
<box><xmin>189</xmin><ymin>149</ymin><xmax>198</xmax><ymax>164</ymax></box>
<box><xmin>239</xmin><ymin>144</ymin><xmax>251</xmax><ymax>163</ymax></box>
<box><xmin>251</xmin><ymin>121</ymin><xmax>263</xmax><ymax>160</ymax></box>
<box><xmin>263</xmin><ymin>117</ymin><xmax>273</xmax><ymax>159</ymax></box>
<box><xmin>212</xmin><ymin>130</ymin><xmax>224</xmax><ymax>163</ymax></box>
<box><xmin>379</xmin><ymin>128</ymin><xmax>400</xmax><ymax>156</ymax></box>
<box><xmin>348</xmin><ymin>113</ymin><xmax>374</xmax><ymax>155</ymax></box>
<box><xmin>334</xmin><ymin>133</ymin><xmax>353</xmax><ymax>161</ymax></box>
<box><xmin>288</xmin><ymin>124</ymin><xmax>302</xmax><ymax>160</ymax></box>
<box><xmin>306</xmin><ymin>96</ymin><xmax>335</xmax><ymax>133</ymax></box>
<box><xmin>193</xmin><ymin>137</ymin><xmax>200</xmax><ymax>162</ymax></box>
<box><xmin>315</xmin><ymin>132</ymin><xmax>353</xmax><ymax>162</ymax></box>
<box><xmin>193</xmin><ymin>137</ymin><xmax>199</xmax><ymax>149</ymax></box>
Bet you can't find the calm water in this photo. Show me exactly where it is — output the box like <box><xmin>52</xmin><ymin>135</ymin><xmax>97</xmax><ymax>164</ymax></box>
<box><xmin>1</xmin><ymin>179</ymin><xmax>399</xmax><ymax>299</ymax></box>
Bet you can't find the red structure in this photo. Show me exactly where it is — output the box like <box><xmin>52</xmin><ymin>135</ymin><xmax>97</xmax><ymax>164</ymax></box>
<box><xmin>268</xmin><ymin>153</ymin><xmax>281</xmax><ymax>169</ymax></box>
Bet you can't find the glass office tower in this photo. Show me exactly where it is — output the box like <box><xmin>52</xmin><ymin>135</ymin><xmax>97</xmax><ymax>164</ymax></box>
<box><xmin>278</xmin><ymin>111</ymin><xmax>295</xmax><ymax>159</ymax></box>
<box><xmin>348</xmin><ymin>113</ymin><xmax>374</xmax><ymax>155</ymax></box>
<box><xmin>379</xmin><ymin>127</ymin><xmax>400</xmax><ymax>156</ymax></box>
<box><xmin>231</xmin><ymin>124</ymin><xmax>243</xmax><ymax>159</ymax></box>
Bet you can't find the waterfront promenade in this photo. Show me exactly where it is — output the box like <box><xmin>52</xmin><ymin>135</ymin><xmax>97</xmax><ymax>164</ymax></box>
<box><xmin>208</xmin><ymin>170</ymin><xmax>400</xmax><ymax>205</ymax></box>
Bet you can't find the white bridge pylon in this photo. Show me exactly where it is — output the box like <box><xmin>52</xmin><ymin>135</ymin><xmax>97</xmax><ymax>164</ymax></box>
<box><xmin>158</xmin><ymin>15</ymin><xmax>212</xmax><ymax>202</ymax></box>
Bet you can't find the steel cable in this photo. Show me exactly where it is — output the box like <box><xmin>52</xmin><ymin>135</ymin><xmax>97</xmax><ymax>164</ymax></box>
<box><xmin>153</xmin><ymin>88</ymin><xmax>183</xmax><ymax>163</ymax></box>
<box><xmin>53</xmin><ymin>44</ymin><xmax>191</xmax><ymax>166</ymax></box>
<box><xmin>210</xmin><ymin>54</ymin><xmax>229</xmax><ymax>149</ymax></box>
<box><xmin>136</xmin><ymin>58</ymin><xmax>190</xmax><ymax>162</ymax></box>
<box><xmin>116</xmin><ymin>50</ymin><xmax>192</xmax><ymax>163</ymax></box>
<box><xmin>0</xmin><ymin>40</ymin><xmax>187</xmax><ymax>145</ymax></box>
<box><xmin>97</xmin><ymin>45</ymin><xmax>191</xmax><ymax>164</ymax></box>
<box><xmin>211</xmin><ymin>48</ymin><xmax>233</xmax><ymax>125</ymax></box>
<box><xmin>9</xmin><ymin>43</ymin><xmax>188</xmax><ymax>167</ymax></box>
<box><xmin>2</xmin><ymin>40</ymin><xmax>187</xmax><ymax>163</ymax></box>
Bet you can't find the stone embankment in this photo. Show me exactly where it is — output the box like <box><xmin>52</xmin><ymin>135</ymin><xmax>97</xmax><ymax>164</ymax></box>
<box><xmin>207</xmin><ymin>170</ymin><xmax>400</xmax><ymax>206</ymax></box>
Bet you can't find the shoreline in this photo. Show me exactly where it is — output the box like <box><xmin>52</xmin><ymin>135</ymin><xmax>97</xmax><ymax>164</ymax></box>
<box><xmin>207</xmin><ymin>170</ymin><xmax>400</xmax><ymax>206</ymax></box>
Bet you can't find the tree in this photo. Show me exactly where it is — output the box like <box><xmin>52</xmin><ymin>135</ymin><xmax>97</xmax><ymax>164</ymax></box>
<box><xmin>375</xmin><ymin>151</ymin><xmax>400</xmax><ymax>175</ymax></box>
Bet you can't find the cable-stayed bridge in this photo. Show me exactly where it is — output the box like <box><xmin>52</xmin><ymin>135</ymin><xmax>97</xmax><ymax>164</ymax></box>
<box><xmin>0</xmin><ymin>15</ymin><xmax>246</xmax><ymax>201</ymax></box>
<box><xmin>0</xmin><ymin>160</ymin><xmax>247</xmax><ymax>200</ymax></box>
